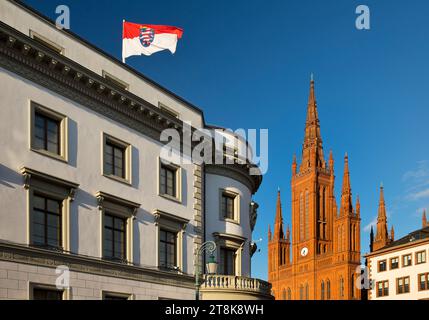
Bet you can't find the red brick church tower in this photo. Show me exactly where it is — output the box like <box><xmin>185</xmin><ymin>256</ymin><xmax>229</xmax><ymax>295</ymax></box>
<box><xmin>268</xmin><ymin>78</ymin><xmax>361</xmax><ymax>300</ymax></box>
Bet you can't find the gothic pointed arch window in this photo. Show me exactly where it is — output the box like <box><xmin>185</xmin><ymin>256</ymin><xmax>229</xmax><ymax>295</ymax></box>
<box><xmin>305</xmin><ymin>283</ymin><xmax>309</xmax><ymax>300</ymax></box>
<box><xmin>327</xmin><ymin>279</ymin><xmax>331</xmax><ymax>300</ymax></box>
<box><xmin>299</xmin><ymin>193</ymin><xmax>304</xmax><ymax>241</ymax></box>
<box><xmin>287</xmin><ymin>288</ymin><xmax>291</xmax><ymax>300</ymax></box>
<box><xmin>305</xmin><ymin>191</ymin><xmax>310</xmax><ymax>239</ymax></box>
<box><xmin>282</xmin><ymin>288</ymin><xmax>286</xmax><ymax>300</ymax></box>
<box><xmin>321</xmin><ymin>280</ymin><xmax>325</xmax><ymax>300</ymax></box>
<box><xmin>339</xmin><ymin>277</ymin><xmax>344</xmax><ymax>298</ymax></box>
<box><xmin>351</xmin><ymin>274</ymin><xmax>355</xmax><ymax>298</ymax></box>
<box><xmin>299</xmin><ymin>284</ymin><xmax>304</xmax><ymax>300</ymax></box>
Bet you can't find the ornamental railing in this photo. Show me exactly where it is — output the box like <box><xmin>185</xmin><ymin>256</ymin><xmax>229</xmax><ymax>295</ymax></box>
<box><xmin>202</xmin><ymin>275</ymin><xmax>272</xmax><ymax>297</ymax></box>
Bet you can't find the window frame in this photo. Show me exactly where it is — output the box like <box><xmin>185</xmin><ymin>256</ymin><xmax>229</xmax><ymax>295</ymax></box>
<box><xmin>103</xmin><ymin>213</ymin><xmax>127</xmax><ymax>262</ymax></box>
<box><xmin>96</xmin><ymin>191</ymin><xmax>139</xmax><ymax>264</ymax></box>
<box><xmin>390</xmin><ymin>256</ymin><xmax>399</xmax><ymax>270</ymax></box>
<box><xmin>29</xmin><ymin>283</ymin><xmax>68</xmax><ymax>300</ymax></box>
<box><xmin>416</xmin><ymin>250</ymin><xmax>426</xmax><ymax>265</ymax></box>
<box><xmin>418</xmin><ymin>273</ymin><xmax>429</xmax><ymax>292</ymax></box>
<box><xmin>402</xmin><ymin>254</ymin><xmax>412</xmax><ymax>268</ymax></box>
<box><xmin>376</xmin><ymin>280</ymin><xmax>389</xmax><ymax>297</ymax></box>
<box><xmin>378</xmin><ymin>259</ymin><xmax>387</xmax><ymax>272</ymax></box>
<box><xmin>159</xmin><ymin>228</ymin><xmax>178</xmax><ymax>270</ymax></box>
<box><xmin>102</xmin><ymin>291</ymin><xmax>133</xmax><ymax>300</ymax></box>
<box><xmin>219</xmin><ymin>189</ymin><xmax>240</xmax><ymax>224</ymax></box>
<box><xmin>396</xmin><ymin>276</ymin><xmax>410</xmax><ymax>295</ymax></box>
<box><xmin>219</xmin><ymin>247</ymin><xmax>237</xmax><ymax>276</ymax></box>
<box><xmin>158</xmin><ymin>158</ymin><xmax>182</xmax><ymax>203</ymax></box>
<box><xmin>102</xmin><ymin>133</ymin><xmax>132</xmax><ymax>185</ymax></box>
<box><xmin>30</xmin><ymin>102</ymin><xmax>68</xmax><ymax>162</ymax></box>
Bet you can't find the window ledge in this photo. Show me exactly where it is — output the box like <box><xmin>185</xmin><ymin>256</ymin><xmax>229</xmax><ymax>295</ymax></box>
<box><xmin>221</xmin><ymin>217</ymin><xmax>241</xmax><ymax>225</ymax></box>
<box><xmin>159</xmin><ymin>193</ymin><xmax>181</xmax><ymax>204</ymax></box>
<box><xmin>31</xmin><ymin>148</ymin><xmax>67</xmax><ymax>163</ymax></box>
<box><xmin>103</xmin><ymin>173</ymin><xmax>132</xmax><ymax>186</ymax></box>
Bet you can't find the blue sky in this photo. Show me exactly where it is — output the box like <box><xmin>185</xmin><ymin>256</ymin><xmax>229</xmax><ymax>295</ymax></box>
<box><xmin>24</xmin><ymin>0</ymin><xmax>429</xmax><ymax>281</ymax></box>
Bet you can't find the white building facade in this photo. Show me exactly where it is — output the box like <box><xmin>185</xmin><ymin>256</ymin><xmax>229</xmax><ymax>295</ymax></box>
<box><xmin>366</xmin><ymin>227</ymin><xmax>429</xmax><ymax>300</ymax></box>
<box><xmin>0</xmin><ymin>0</ymin><xmax>271</xmax><ymax>300</ymax></box>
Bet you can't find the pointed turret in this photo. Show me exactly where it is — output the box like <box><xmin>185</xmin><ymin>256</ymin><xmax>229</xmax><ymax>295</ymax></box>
<box><xmin>423</xmin><ymin>210</ymin><xmax>428</xmax><ymax>228</ymax></box>
<box><xmin>340</xmin><ymin>153</ymin><xmax>353</xmax><ymax>216</ymax></box>
<box><xmin>370</xmin><ymin>226</ymin><xmax>374</xmax><ymax>252</ymax></box>
<box><xmin>373</xmin><ymin>184</ymin><xmax>391</xmax><ymax>251</ymax></box>
<box><xmin>274</xmin><ymin>190</ymin><xmax>284</xmax><ymax>240</ymax></box>
<box><xmin>356</xmin><ymin>195</ymin><xmax>360</xmax><ymax>217</ymax></box>
<box><xmin>292</xmin><ymin>154</ymin><xmax>297</xmax><ymax>176</ymax></box>
<box><xmin>300</xmin><ymin>76</ymin><xmax>325</xmax><ymax>171</ymax></box>
<box><xmin>268</xmin><ymin>224</ymin><xmax>272</xmax><ymax>242</ymax></box>
<box><xmin>390</xmin><ymin>225</ymin><xmax>395</xmax><ymax>241</ymax></box>
<box><xmin>286</xmin><ymin>225</ymin><xmax>290</xmax><ymax>241</ymax></box>
<box><xmin>329</xmin><ymin>150</ymin><xmax>334</xmax><ymax>175</ymax></box>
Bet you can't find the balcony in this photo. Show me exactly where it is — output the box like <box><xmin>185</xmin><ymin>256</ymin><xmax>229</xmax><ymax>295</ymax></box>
<box><xmin>200</xmin><ymin>275</ymin><xmax>274</xmax><ymax>300</ymax></box>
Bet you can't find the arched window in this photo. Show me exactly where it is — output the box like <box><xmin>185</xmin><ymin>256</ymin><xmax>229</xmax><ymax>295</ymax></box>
<box><xmin>305</xmin><ymin>283</ymin><xmax>309</xmax><ymax>300</ymax></box>
<box><xmin>327</xmin><ymin>280</ymin><xmax>331</xmax><ymax>300</ymax></box>
<box><xmin>299</xmin><ymin>193</ymin><xmax>304</xmax><ymax>241</ymax></box>
<box><xmin>351</xmin><ymin>274</ymin><xmax>355</xmax><ymax>298</ymax></box>
<box><xmin>321</xmin><ymin>281</ymin><xmax>325</xmax><ymax>300</ymax></box>
<box><xmin>299</xmin><ymin>284</ymin><xmax>304</xmax><ymax>300</ymax></box>
<box><xmin>305</xmin><ymin>191</ymin><xmax>309</xmax><ymax>239</ymax></box>
<box><xmin>339</xmin><ymin>277</ymin><xmax>344</xmax><ymax>298</ymax></box>
<box><xmin>287</xmin><ymin>288</ymin><xmax>291</xmax><ymax>300</ymax></box>
<box><xmin>282</xmin><ymin>288</ymin><xmax>286</xmax><ymax>300</ymax></box>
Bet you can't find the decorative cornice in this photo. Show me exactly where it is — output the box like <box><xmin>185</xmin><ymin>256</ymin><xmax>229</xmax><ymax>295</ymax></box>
<box><xmin>20</xmin><ymin>166</ymin><xmax>79</xmax><ymax>201</ymax></box>
<box><xmin>152</xmin><ymin>209</ymin><xmax>189</xmax><ymax>230</ymax></box>
<box><xmin>0</xmin><ymin>240</ymin><xmax>194</xmax><ymax>289</ymax></box>
<box><xmin>0</xmin><ymin>22</ymin><xmax>196</xmax><ymax>145</ymax></box>
<box><xmin>95</xmin><ymin>191</ymin><xmax>140</xmax><ymax>215</ymax></box>
<box><xmin>205</xmin><ymin>164</ymin><xmax>262</xmax><ymax>194</ymax></box>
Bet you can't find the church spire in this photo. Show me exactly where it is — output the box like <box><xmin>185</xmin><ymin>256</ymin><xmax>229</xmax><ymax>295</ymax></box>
<box><xmin>274</xmin><ymin>189</ymin><xmax>284</xmax><ymax>240</ymax></box>
<box><xmin>300</xmin><ymin>76</ymin><xmax>325</xmax><ymax>171</ymax></box>
<box><xmin>423</xmin><ymin>210</ymin><xmax>428</xmax><ymax>228</ymax></box>
<box><xmin>340</xmin><ymin>153</ymin><xmax>353</xmax><ymax>215</ymax></box>
<box><xmin>373</xmin><ymin>184</ymin><xmax>391</xmax><ymax>251</ymax></box>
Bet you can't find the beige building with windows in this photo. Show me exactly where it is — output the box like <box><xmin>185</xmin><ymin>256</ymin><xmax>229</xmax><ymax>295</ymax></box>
<box><xmin>0</xmin><ymin>0</ymin><xmax>272</xmax><ymax>300</ymax></box>
<box><xmin>366</xmin><ymin>212</ymin><xmax>429</xmax><ymax>300</ymax></box>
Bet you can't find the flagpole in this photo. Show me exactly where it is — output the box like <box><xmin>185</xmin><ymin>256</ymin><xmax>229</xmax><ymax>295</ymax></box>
<box><xmin>122</xmin><ymin>19</ymin><xmax>126</xmax><ymax>63</ymax></box>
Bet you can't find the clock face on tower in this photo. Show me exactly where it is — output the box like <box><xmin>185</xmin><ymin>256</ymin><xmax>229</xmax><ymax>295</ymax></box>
<box><xmin>300</xmin><ymin>247</ymin><xmax>309</xmax><ymax>257</ymax></box>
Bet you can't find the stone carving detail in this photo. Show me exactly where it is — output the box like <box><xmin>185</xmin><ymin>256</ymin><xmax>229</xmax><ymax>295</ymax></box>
<box><xmin>249</xmin><ymin>201</ymin><xmax>259</xmax><ymax>231</ymax></box>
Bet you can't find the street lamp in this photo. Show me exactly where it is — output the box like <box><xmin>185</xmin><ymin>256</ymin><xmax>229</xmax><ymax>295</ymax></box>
<box><xmin>195</xmin><ymin>241</ymin><xmax>217</xmax><ymax>300</ymax></box>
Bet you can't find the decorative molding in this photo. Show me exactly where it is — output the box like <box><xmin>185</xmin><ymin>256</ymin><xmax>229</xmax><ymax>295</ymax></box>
<box><xmin>0</xmin><ymin>240</ymin><xmax>194</xmax><ymax>289</ymax></box>
<box><xmin>249</xmin><ymin>201</ymin><xmax>259</xmax><ymax>231</ymax></box>
<box><xmin>95</xmin><ymin>191</ymin><xmax>140</xmax><ymax>215</ymax></box>
<box><xmin>20</xmin><ymin>166</ymin><xmax>79</xmax><ymax>201</ymax></box>
<box><xmin>152</xmin><ymin>209</ymin><xmax>189</xmax><ymax>231</ymax></box>
<box><xmin>206</xmin><ymin>164</ymin><xmax>262</xmax><ymax>194</ymax></box>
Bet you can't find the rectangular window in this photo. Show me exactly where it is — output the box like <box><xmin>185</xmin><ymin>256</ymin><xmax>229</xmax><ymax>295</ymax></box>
<box><xmin>104</xmin><ymin>140</ymin><xmax>125</xmax><ymax>179</ymax></box>
<box><xmin>31</xmin><ymin>194</ymin><xmax>62</xmax><ymax>249</ymax></box>
<box><xmin>416</xmin><ymin>251</ymin><xmax>426</xmax><ymax>264</ymax></box>
<box><xmin>418</xmin><ymin>273</ymin><xmax>429</xmax><ymax>291</ymax></box>
<box><xmin>376</xmin><ymin>281</ymin><xmax>389</xmax><ymax>297</ymax></box>
<box><xmin>34</xmin><ymin>112</ymin><xmax>60</xmax><ymax>155</ymax></box>
<box><xmin>103</xmin><ymin>214</ymin><xmax>126</xmax><ymax>262</ymax></box>
<box><xmin>219</xmin><ymin>248</ymin><xmax>236</xmax><ymax>275</ymax></box>
<box><xmin>33</xmin><ymin>288</ymin><xmax>63</xmax><ymax>300</ymax></box>
<box><xmin>390</xmin><ymin>257</ymin><xmax>399</xmax><ymax>270</ymax></box>
<box><xmin>159</xmin><ymin>229</ymin><xmax>177</xmax><ymax>269</ymax></box>
<box><xmin>221</xmin><ymin>193</ymin><xmax>236</xmax><ymax>220</ymax></box>
<box><xmin>31</xmin><ymin>103</ymin><xmax>67</xmax><ymax>161</ymax></box>
<box><xmin>397</xmin><ymin>276</ymin><xmax>410</xmax><ymax>294</ymax></box>
<box><xmin>378</xmin><ymin>260</ymin><xmax>387</xmax><ymax>272</ymax></box>
<box><xmin>160</xmin><ymin>164</ymin><xmax>177</xmax><ymax>198</ymax></box>
<box><xmin>103</xmin><ymin>293</ymin><xmax>131</xmax><ymax>300</ymax></box>
<box><xmin>402</xmin><ymin>254</ymin><xmax>412</xmax><ymax>267</ymax></box>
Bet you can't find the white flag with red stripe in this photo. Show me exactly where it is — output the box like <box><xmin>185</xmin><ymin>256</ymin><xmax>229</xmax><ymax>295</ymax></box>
<box><xmin>122</xmin><ymin>21</ymin><xmax>183</xmax><ymax>61</ymax></box>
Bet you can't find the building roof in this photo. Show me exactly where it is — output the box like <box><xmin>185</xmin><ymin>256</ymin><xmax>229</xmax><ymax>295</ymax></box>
<box><xmin>384</xmin><ymin>226</ymin><xmax>429</xmax><ymax>249</ymax></box>
<box><xmin>366</xmin><ymin>226</ymin><xmax>429</xmax><ymax>257</ymax></box>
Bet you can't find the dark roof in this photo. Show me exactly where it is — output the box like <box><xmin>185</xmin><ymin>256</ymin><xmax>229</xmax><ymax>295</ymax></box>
<box><xmin>13</xmin><ymin>0</ymin><xmax>205</xmax><ymax>121</ymax></box>
<box><xmin>384</xmin><ymin>226</ymin><xmax>429</xmax><ymax>249</ymax></box>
